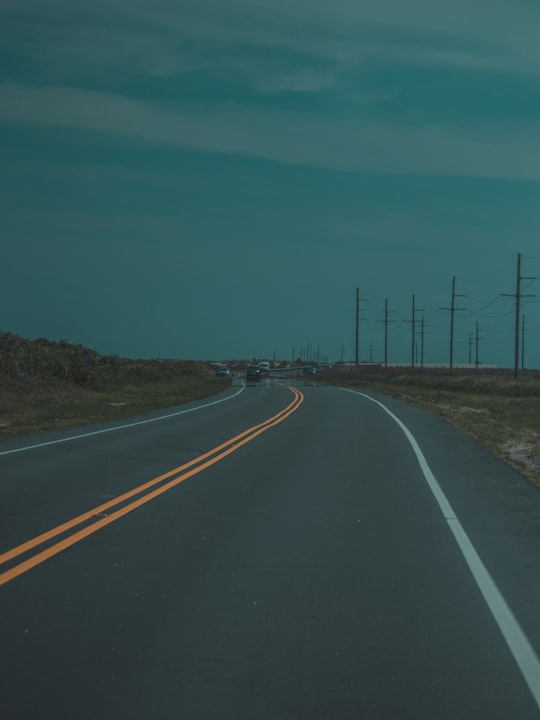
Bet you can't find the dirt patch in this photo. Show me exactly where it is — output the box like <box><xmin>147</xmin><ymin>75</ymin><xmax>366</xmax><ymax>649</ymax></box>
<box><xmin>502</xmin><ymin>434</ymin><xmax>540</xmax><ymax>474</ymax></box>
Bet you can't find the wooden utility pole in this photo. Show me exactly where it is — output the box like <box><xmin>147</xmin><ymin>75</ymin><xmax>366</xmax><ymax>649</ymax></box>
<box><xmin>355</xmin><ymin>289</ymin><xmax>366</xmax><ymax>365</ymax></box>
<box><xmin>406</xmin><ymin>295</ymin><xmax>423</xmax><ymax>368</ymax></box>
<box><xmin>514</xmin><ymin>253</ymin><xmax>523</xmax><ymax>377</ymax></box>
<box><xmin>502</xmin><ymin>253</ymin><xmax>535</xmax><ymax>379</ymax></box>
<box><xmin>411</xmin><ymin>295</ymin><xmax>416</xmax><ymax>368</ymax></box>
<box><xmin>475</xmin><ymin>322</ymin><xmax>480</xmax><ymax>369</ymax></box>
<box><xmin>378</xmin><ymin>299</ymin><xmax>395</xmax><ymax>367</ymax></box>
<box><xmin>469</xmin><ymin>323</ymin><xmax>481</xmax><ymax>368</ymax></box>
<box><xmin>515</xmin><ymin>254</ymin><xmax>522</xmax><ymax>376</ymax></box>
<box><xmin>419</xmin><ymin>315</ymin><xmax>429</xmax><ymax>368</ymax></box>
<box><xmin>522</xmin><ymin>314</ymin><xmax>526</xmax><ymax>370</ymax></box>
<box><xmin>355</xmin><ymin>288</ymin><xmax>359</xmax><ymax>365</ymax></box>
<box><xmin>441</xmin><ymin>276</ymin><xmax>466</xmax><ymax>369</ymax></box>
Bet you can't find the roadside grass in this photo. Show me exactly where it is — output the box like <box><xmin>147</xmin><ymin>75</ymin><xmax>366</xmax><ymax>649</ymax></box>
<box><xmin>0</xmin><ymin>374</ymin><xmax>230</xmax><ymax>439</ymax></box>
<box><xmin>0</xmin><ymin>331</ymin><xmax>230</xmax><ymax>439</ymax></box>
<box><xmin>3</xmin><ymin>331</ymin><xmax>540</xmax><ymax>488</ymax></box>
<box><xmin>320</xmin><ymin>366</ymin><xmax>540</xmax><ymax>487</ymax></box>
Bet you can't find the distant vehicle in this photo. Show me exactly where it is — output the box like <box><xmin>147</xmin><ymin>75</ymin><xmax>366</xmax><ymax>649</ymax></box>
<box><xmin>258</xmin><ymin>361</ymin><xmax>271</xmax><ymax>374</ymax></box>
<box><xmin>215</xmin><ymin>366</ymin><xmax>230</xmax><ymax>377</ymax></box>
<box><xmin>246</xmin><ymin>365</ymin><xmax>261</xmax><ymax>383</ymax></box>
<box><xmin>303</xmin><ymin>367</ymin><xmax>318</xmax><ymax>375</ymax></box>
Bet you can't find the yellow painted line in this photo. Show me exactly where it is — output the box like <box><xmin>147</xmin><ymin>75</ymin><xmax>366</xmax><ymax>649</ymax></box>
<box><xmin>0</xmin><ymin>385</ymin><xmax>301</xmax><ymax>566</ymax></box>
<box><xmin>0</xmin><ymin>386</ymin><xmax>303</xmax><ymax>587</ymax></box>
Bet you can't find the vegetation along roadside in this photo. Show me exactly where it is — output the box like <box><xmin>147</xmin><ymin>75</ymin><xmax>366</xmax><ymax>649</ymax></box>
<box><xmin>0</xmin><ymin>332</ymin><xmax>230</xmax><ymax>439</ymax></box>
<box><xmin>1</xmin><ymin>331</ymin><xmax>539</xmax><ymax>488</ymax></box>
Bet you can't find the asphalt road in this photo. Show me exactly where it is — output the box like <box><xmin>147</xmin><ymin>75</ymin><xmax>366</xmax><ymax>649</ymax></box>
<box><xmin>2</xmin><ymin>380</ymin><xmax>540</xmax><ymax>719</ymax></box>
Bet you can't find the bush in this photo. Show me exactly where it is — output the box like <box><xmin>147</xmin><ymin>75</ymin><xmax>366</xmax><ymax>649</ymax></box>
<box><xmin>0</xmin><ymin>331</ymin><xmax>208</xmax><ymax>392</ymax></box>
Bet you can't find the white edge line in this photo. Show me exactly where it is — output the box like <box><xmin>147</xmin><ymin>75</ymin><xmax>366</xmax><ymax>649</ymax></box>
<box><xmin>0</xmin><ymin>386</ymin><xmax>245</xmax><ymax>457</ymax></box>
<box><xmin>340</xmin><ymin>386</ymin><xmax>540</xmax><ymax>711</ymax></box>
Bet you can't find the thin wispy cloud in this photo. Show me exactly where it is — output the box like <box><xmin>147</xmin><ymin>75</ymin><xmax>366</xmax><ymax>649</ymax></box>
<box><xmin>1</xmin><ymin>79</ymin><xmax>539</xmax><ymax>181</ymax></box>
<box><xmin>3</xmin><ymin>0</ymin><xmax>539</xmax><ymax>77</ymax></box>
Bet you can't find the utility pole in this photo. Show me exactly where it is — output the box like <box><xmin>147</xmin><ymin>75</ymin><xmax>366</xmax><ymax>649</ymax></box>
<box><xmin>411</xmin><ymin>295</ymin><xmax>415</xmax><ymax>367</ymax></box>
<box><xmin>419</xmin><ymin>315</ymin><xmax>429</xmax><ymax>367</ymax></box>
<box><xmin>475</xmin><ymin>321</ymin><xmax>481</xmax><ymax>369</ymax></box>
<box><xmin>441</xmin><ymin>276</ymin><xmax>466</xmax><ymax>369</ymax></box>
<box><xmin>355</xmin><ymin>288</ymin><xmax>359</xmax><ymax>365</ymax></box>
<box><xmin>502</xmin><ymin>253</ymin><xmax>535</xmax><ymax>379</ymax></box>
<box><xmin>355</xmin><ymin>289</ymin><xmax>366</xmax><ymax>365</ymax></box>
<box><xmin>469</xmin><ymin>323</ymin><xmax>482</xmax><ymax>368</ymax></box>
<box><xmin>405</xmin><ymin>294</ymin><xmax>423</xmax><ymax>368</ymax></box>
<box><xmin>514</xmin><ymin>254</ymin><xmax>523</xmax><ymax>377</ymax></box>
<box><xmin>378</xmin><ymin>298</ymin><xmax>395</xmax><ymax>368</ymax></box>
<box><xmin>522</xmin><ymin>314</ymin><xmax>526</xmax><ymax>370</ymax></box>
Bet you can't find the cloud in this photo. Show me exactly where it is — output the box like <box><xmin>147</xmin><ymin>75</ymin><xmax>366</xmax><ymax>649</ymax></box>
<box><xmin>253</xmin><ymin>69</ymin><xmax>336</xmax><ymax>95</ymax></box>
<box><xmin>1</xmin><ymin>80</ymin><xmax>540</xmax><ymax>182</ymax></box>
<box><xmin>2</xmin><ymin>2</ymin><xmax>540</xmax><ymax>183</ymax></box>
<box><xmin>3</xmin><ymin>0</ymin><xmax>540</xmax><ymax>81</ymax></box>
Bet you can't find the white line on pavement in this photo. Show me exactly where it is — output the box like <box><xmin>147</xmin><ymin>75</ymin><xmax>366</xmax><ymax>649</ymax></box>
<box><xmin>341</xmin><ymin>386</ymin><xmax>540</xmax><ymax>711</ymax></box>
<box><xmin>0</xmin><ymin>387</ymin><xmax>245</xmax><ymax>457</ymax></box>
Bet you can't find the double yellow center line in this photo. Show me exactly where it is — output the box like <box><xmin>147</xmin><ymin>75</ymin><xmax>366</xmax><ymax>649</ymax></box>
<box><xmin>0</xmin><ymin>385</ymin><xmax>304</xmax><ymax>587</ymax></box>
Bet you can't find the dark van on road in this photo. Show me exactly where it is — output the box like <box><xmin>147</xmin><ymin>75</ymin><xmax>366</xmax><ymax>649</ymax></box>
<box><xmin>246</xmin><ymin>365</ymin><xmax>261</xmax><ymax>383</ymax></box>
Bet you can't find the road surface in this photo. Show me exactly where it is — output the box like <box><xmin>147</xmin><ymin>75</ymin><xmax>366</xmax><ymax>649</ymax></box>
<box><xmin>2</xmin><ymin>380</ymin><xmax>540</xmax><ymax>718</ymax></box>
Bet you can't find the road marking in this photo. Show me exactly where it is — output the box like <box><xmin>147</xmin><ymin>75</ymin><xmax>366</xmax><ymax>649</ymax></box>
<box><xmin>341</xmin><ymin>387</ymin><xmax>540</xmax><ymax>711</ymax></box>
<box><xmin>0</xmin><ymin>386</ymin><xmax>303</xmax><ymax>587</ymax></box>
<box><xmin>0</xmin><ymin>387</ymin><xmax>245</xmax><ymax>457</ymax></box>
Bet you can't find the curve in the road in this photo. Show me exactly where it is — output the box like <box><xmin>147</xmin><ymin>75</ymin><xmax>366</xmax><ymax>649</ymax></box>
<box><xmin>0</xmin><ymin>386</ymin><xmax>246</xmax><ymax>457</ymax></box>
<box><xmin>0</xmin><ymin>385</ymin><xmax>303</xmax><ymax>588</ymax></box>
<box><xmin>341</xmin><ymin>387</ymin><xmax>540</xmax><ymax>712</ymax></box>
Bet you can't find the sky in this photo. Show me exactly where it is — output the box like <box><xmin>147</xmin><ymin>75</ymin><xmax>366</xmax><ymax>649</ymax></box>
<box><xmin>1</xmin><ymin>0</ymin><xmax>540</xmax><ymax>367</ymax></box>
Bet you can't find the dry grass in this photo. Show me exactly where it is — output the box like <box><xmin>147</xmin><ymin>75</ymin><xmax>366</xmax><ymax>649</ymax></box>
<box><xmin>0</xmin><ymin>366</ymin><xmax>230</xmax><ymax>439</ymax></box>
<box><xmin>396</xmin><ymin>391</ymin><xmax>540</xmax><ymax>485</ymax></box>
<box><xmin>0</xmin><ymin>332</ymin><xmax>233</xmax><ymax>439</ymax></box>
<box><xmin>3</xmin><ymin>335</ymin><xmax>540</xmax><ymax>489</ymax></box>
